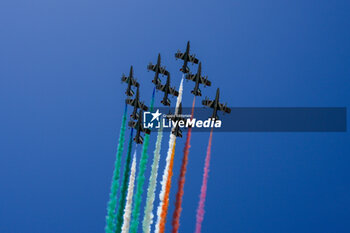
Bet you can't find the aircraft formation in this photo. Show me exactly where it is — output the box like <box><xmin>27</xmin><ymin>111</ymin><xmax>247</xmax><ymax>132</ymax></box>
<box><xmin>121</xmin><ymin>41</ymin><xmax>231</xmax><ymax>144</ymax></box>
<box><xmin>108</xmin><ymin>41</ymin><xmax>231</xmax><ymax>233</ymax></box>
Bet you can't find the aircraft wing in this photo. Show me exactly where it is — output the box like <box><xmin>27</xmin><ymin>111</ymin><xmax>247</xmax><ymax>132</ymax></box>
<box><xmin>159</xmin><ymin>67</ymin><xmax>169</xmax><ymax>76</ymax></box>
<box><xmin>156</xmin><ymin>84</ymin><xmax>166</xmax><ymax>92</ymax></box>
<box><xmin>219</xmin><ymin>103</ymin><xmax>231</xmax><ymax>113</ymax></box>
<box><xmin>147</xmin><ymin>63</ymin><xmax>156</xmax><ymax>72</ymax></box>
<box><xmin>131</xmin><ymin>78</ymin><xmax>139</xmax><ymax>87</ymax></box>
<box><xmin>157</xmin><ymin>84</ymin><xmax>178</xmax><ymax>96</ymax></box>
<box><xmin>139</xmin><ymin>122</ymin><xmax>151</xmax><ymax>135</ymax></box>
<box><xmin>199</xmin><ymin>76</ymin><xmax>211</xmax><ymax>86</ymax></box>
<box><xmin>126</xmin><ymin>98</ymin><xmax>135</xmax><ymax>106</ymax></box>
<box><xmin>188</xmin><ymin>55</ymin><xmax>199</xmax><ymax>64</ymax></box>
<box><xmin>175</xmin><ymin>52</ymin><xmax>185</xmax><ymax>60</ymax></box>
<box><xmin>169</xmin><ymin>87</ymin><xmax>179</xmax><ymax>97</ymax></box>
<box><xmin>202</xmin><ymin>99</ymin><xmax>215</xmax><ymax>108</ymax></box>
<box><xmin>172</xmin><ymin>126</ymin><xmax>183</xmax><ymax>138</ymax></box>
<box><xmin>185</xmin><ymin>73</ymin><xmax>196</xmax><ymax>81</ymax></box>
<box><xmin>142</xmin><ymin>127</ymin><xmax>151</xmax><ymax>135</ymax></box>
<box><xmin>138</xmin><ymin>101</ymin><xmax>148</xmax><ymax>111</ymax></box>
<box><xmin>148</xmin><ymin>62</ymin><xmax>169</xmax><ymax>76</ymax></box>
<box><xmin>128</xmin><ymin>120</ymin><xmax>137</xmax><ymax>129</ymax></box>
<box><xmin>135</xmin><ymin>135</ymin><xmax>144</xmax><ymax>144</ymax></box>
<box><xmin>121</xmin><ymin>75</ymin><xmax>128</xmax><ymax>82</ymax></box>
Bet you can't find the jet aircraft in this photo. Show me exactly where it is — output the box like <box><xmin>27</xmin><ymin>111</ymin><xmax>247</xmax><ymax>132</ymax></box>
<box><xmin>166</xmin><ymin>103</ymin><xmax>184</xmax><ymax>137</ymax></box>
<box><xmin>121</xmin><ymin>66</ymin><xmax>139</xmax><ymax>96</ymax></box>
<box><xmin>202</xmin><ymin>88</ymin><xmax>231</xmax><ymax>120</ymax></box>
<box><xmin>126</xmin><ymin>86</ymin><xmax>148</xmax><ymax>120</ymax></box>
<box><xmin>185</xmin><ymin>62</ymin><xmax>211</xmax><ymax>96</ymax></box>
<box><xmin>175</xmin><ymin>41</ymin><xmax>199</xmax><ymax>73</ymax></box>
<box><xmin>147</xmin><ymin>53</ymin><xmax>169</xmax><ymax>87</ymax></box>
<box><xmin>156</xmin><ymin>73</ymin><xmax>179</xmax><ymax>106</ymax></box>
<box><xmin>128</xmin><ymin>110</ymin><xmax>151</xmax><ymax>144</ymax></box>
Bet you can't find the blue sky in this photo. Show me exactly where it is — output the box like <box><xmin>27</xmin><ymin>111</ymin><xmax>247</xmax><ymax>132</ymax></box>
<box><xmin>1</xmin><ymin>0</ymin><xmax>350</xmax><ymax>232</ymax></box>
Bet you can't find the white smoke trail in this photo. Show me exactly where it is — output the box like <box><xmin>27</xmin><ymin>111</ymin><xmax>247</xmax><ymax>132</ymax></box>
<box><xmin>121</xmin><ymin>151</ymin><xmax>137</xmax><ymax>233</ymax></box>
<box><xmin>142</xmin><ymin>125</ymin><xmax>163</xmax><ymax>233</ymax></box>
<box><xmin>155</xmin><ymin>78</ymin><xmax>184</xmax><ymax>233</ymax></box>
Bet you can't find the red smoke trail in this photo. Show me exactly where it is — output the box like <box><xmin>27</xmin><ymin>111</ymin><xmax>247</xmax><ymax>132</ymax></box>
<box><xmin>171</xmin><ymin>97</ymin><xmax>196</xmax><ymax>233</ymax></box>
<box><xmin>195</xmin><ymin>128</ymin><xmax>213</xmax><ymax>233</ymax></box>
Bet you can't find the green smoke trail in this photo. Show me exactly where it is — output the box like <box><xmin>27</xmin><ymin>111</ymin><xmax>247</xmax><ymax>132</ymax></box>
<box><xmin>105</xmin><ymin>105</ymin><xmax>128</xmax><ymax>233</ymax></box>
<box><xmin>129</xmin><ymin>89</ymin><xmax>155</xmax><ymax>233</ymax></box>
<box><xmin>142</xmin><ymin>125</ymin><xmax>163</xmax><ymax>233</ymax></box>
<box><xmin>115</xmin><ymin>128</ymin><xmax>134</xmax><ymax>233</ymax></box>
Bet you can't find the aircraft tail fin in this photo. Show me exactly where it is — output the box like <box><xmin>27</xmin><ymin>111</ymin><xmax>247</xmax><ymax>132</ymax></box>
<box><xmin>172</xmin><ymin>128</ymin><xmax>183</xmax><ymax>138</ymax></box>
<box><xmin>180</xmin><ymin>66</ymin><xmax>189</xmax><ymax>73</ymax></box>
<box><xmin>161</xmin><ymin>98</ymin><xmax>171</xmax><ymax>106</ymax></box>
<box><xmin>191</xmin><ymin>88</ymin><xmax>201</xmax><ymax>96</ymax></box>
<box><xmin>135</xmin><ymin>136</ymin><xmax>143</xmax><ymax>144</ymax></box>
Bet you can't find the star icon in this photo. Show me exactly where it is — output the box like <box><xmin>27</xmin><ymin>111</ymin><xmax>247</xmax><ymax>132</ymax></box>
<box><xmin>150</xmin><ymin>109</ymin><xmax>162</xmax><ymax>122</ymax></box>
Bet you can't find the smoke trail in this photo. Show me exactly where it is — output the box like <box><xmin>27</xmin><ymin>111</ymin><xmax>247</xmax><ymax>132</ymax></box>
<box><xmin>121</xmin><ymin>151</ymin><xmax>137</xmax><ymax>233</ymax></box>
<box><xmin>195</xmin><ymin>128</ymin><xmax>214</xmax><ymax>233</ymax></box>
<box><xmin>174</xmin><ymin>78</ymin><xmax>184</xmax><ymax>115</ymax></box>
<box><xmin>142</xmin><ymin>124</ymin><xmax>163</xmax><ymax>233</ymax></box>
<box><xmin>171</xmin><ymin>97</ymin><xmax>196</xmax><ymax>233</ymax></box>
<box><xmin>155</xmin><ymin>78</ymin><xmax>184</xmax><ymax>233</ymax></box>
<box><xmin>105</xmin><ymin>104</ymin><xmax>128</xmax><ymax>233</ymax></box>
<box><xmin>155</xmin><ymin>134</ymin><xmax>176</xmax><ymax>233</ymax></box>
<box><xmin>115</xmin><ymin>128</ymin><xmax>134</xmax><ymax>233</ymax></box>
<box><xmin>159</xmin><ymin>141</ymin><xmax>176</xmax><ymax>233</ymax></box>
<box><xmin>129</xmin><ymin>89</ymin><xmax>155</xmax><ymax>233</ymax></box>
